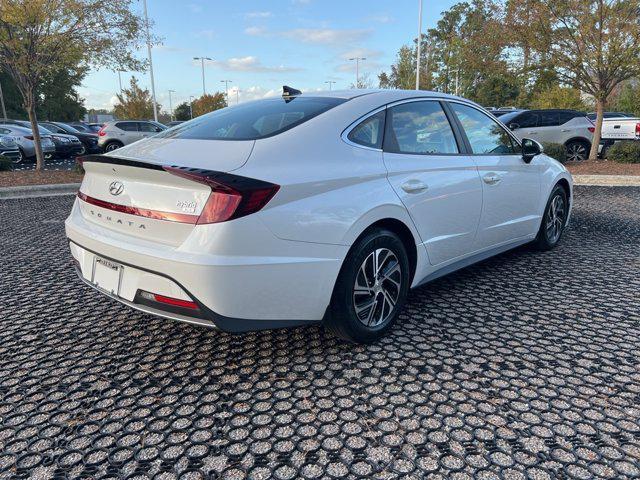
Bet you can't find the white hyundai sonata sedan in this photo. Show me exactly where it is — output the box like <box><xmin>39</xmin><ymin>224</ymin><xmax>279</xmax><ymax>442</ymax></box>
<box><xmin>66</xmin><ymin>88</ymin><xmax>572</xmax><ymax>343</ymax></box>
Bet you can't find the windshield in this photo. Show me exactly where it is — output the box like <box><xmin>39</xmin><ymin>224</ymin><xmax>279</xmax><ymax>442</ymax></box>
<box><xmin>158</xmin><ymin>96</ymin><xmax>346</xmax><ymax>141</ymax></box>
<box><xmin>59</xmin><ymin>123</ymin><xmax>81</xmax><ymax>133</ymax></box>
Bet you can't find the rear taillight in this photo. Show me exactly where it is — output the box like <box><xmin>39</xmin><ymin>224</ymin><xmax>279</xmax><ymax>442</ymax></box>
<box><xmin>98</xmin><ymin>127</ymin><xmax>106</xmax><ymax>136</ymax></box>
<box><xmin>636</xmin><ymin>123</ymin><xmax>640</xmax><ymax>137</ymax></box>
<box><xmin>164</xmin><ymin>166</ymin><xmax>280</xmax><ymax>224</ymax></box>
<box><xmin>24</xmin><ymin>135</ymin><xmax>34</xmax><ymax>140</ymax></box>
<box><xmin>588</xmin><ymin>127</ymin><xmax>595</xmax><ymax>133</ymax></box>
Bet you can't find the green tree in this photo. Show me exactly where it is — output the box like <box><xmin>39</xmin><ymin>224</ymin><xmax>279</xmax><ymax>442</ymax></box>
<box><xmin>192</xmin><ymin>93</ymin><xmax>226</xmax><ymax>117</ymax></box>
<box><xmin>472</xmin><ymin>75</ymin><xmax>521</xmax><ymax>107</ymax></box>
<box><xmin>530</xmin><ymin>85</ymin><xmax>590</xmax><ymax>111</ymax></box>
<box><xmin>174</xmin><ymin>102</ymin><xmax>192</xmax><ymax>121</ymax></box>
<box><xmin>38</xmin><ymin>67</ymin><xmax>88</xmax><ymax>121</ymax></box>
<box><xmin>0</xmin><ymin>0</ymin><xmax>146</xmax><ymax>170</ymax></box>
<box><xmin>113</xmin><ymin>77</ymin><xmax>159</xmax><ymax>120</ymax></box>
<box><xmin>537</xmin><ymin>0</ymin><xmax>640</xmax><ymax>159</ymax></box>
<box><xmin>378</xmin><ymin>45</ymin><xmax>415</xmax><ymax>90</ymax></box>
<box><xmin>612</xmin><ymin>82</ymin><xmax>640</xmax><ymax>117</ymax></box>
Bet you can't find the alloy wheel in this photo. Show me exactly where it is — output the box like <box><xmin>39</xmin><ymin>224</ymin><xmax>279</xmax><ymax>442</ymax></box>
<box><xmin>546</xmin><ymin>194</ymin><xmax>566</xmax><ymax>244</ymax></box>
<box><xmin>566</xmin><ymin>143</ymin><xmax>587</xmax><ymax>162</ymax></box>
<box><xmin>105</xmin><ymin>143</ymin><xmax>120</xmax><ymax>152</ymax></box>
<box><xmin>353</xmin><ymin>248</ymin><xmax>402</xmax><ymax>328</ymax></box>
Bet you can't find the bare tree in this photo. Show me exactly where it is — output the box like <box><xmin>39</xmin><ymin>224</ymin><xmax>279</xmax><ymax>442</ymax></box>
<box><xmin>538</xmin><ymin>0</ymin><xmax>640</xmax><ymax>159</ymax></box>
<box><xmin>0</xmin><ymin>0</ymin><xmax>147</xmax><ymax>170</ymax></box>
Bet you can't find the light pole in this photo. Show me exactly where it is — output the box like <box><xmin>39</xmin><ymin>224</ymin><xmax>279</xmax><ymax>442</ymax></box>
<box><xmin>220</xmin><ymin>80</ymin><xmax>232</xmax><ymax>104</ymax></box>
<box><xmin>189</xmin><ymin>95</ymin><xmax>195</xmax><ymax>119</ymax></box>
<box><xmin>117</xmin><ymin>70</ymin><xmax>124</xmax><ymax>93</ymax></box>
<box><xmin>168</xmin><ymin>90</ymin><xmax>175</xmax><ymax>121</ymax></box>
<box><xmin>416</xmin><ymin>0</ymin><xmax>423</xmax><ymax>90</ymax></box>
<box><xmin>194</xmin><ymin>57</ymin><xmax>212</xmax><ymax>96</ymax></box>
<box><xmin>235</xmin><ymin>88</ymin><xmax>240</xmax><ymax>105</ymax></box>
<box><xmin>348</xmin><ymin>57</ymin><xmax>366</xmax><ymax>88</ymax></box>
<box><xmin>142</xmin><ymin>0</ymin><xmax>158</xmax><ymax>122</ymax></box>
<box><xmin>324</xmin><ymin>80</ymin><xmax>336</xmax><ymax>91</ymax></box>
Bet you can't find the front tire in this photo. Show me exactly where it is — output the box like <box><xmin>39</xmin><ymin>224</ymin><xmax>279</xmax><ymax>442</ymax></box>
<box><xmin>534</xmin><ymin>185</ymin><xmax>568</xmax><ymax>251</ymax></box>
<box><xmin>325</xmin><ymin>229</ymin><xmax>410</xmax><ymax>343</ymax></box>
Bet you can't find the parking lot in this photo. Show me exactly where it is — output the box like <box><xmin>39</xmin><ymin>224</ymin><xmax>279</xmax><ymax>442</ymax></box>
<box><xmin>11</xmin><ymin>157</ymin><xmax>77</xmax><ymax>172</ymax></box>
<box><xmin>0</xmin><ymin>186</ymin><xmax>639</xmax><ymax>479</ymax></box>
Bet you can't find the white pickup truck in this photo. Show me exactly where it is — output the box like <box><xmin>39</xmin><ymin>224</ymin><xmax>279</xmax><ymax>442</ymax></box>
<box><xmin>599</xmin><ymin>117</ymin><xmax>640</xmax><ymax>156</ymax></box>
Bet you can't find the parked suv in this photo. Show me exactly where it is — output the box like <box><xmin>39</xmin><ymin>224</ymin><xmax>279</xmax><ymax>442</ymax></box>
<box><xmin>0</xmin><ymin>125</ymin><xmax>56</xmax><ymax>162</ymax></box>
<box><xmin>98</xmin><ymin>121</ymin><xmax>167</xmax><ymax>152</ymax></box>
<box><xmin>499</xmin><ymin>109</ymin><xmax>594</xmax><ymax>161</ymax></box>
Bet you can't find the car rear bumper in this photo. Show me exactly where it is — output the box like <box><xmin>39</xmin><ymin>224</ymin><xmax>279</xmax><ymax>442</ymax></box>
<box><xmin>65</xmin><ymin>199</ymin><xmax>347</xmax><ymax>332</ymax></box>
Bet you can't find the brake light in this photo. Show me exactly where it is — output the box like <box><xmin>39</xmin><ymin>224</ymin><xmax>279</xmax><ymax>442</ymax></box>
<box><xmin>636</xmin><ymin>123</ymin><xmax>640</xmax><ymax>137</ymax></box>
<box><xmin>98</xmin><ymin>127</ymin><xmax>106</xmax><ymax>136</ymax></box>
<box><xmin>24</xmin><ymin>135</ymin><xmax>34</xmax><ymax>140</ymax></box>
<box><xmin>588</xmin><ymin>127</ymin><xmax>595</xmax><ymax>133</ymax></box>
<box><xmin>163</xmin><ymin>166</ymin><xmax>280</xmax><ymax>224</ymax></box>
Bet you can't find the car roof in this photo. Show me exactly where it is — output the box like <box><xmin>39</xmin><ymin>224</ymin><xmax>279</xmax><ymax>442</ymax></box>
<box><xmin>0</xmin><ymin>125</ymin><xmax>33</xmax><ymax>134</ymax></box>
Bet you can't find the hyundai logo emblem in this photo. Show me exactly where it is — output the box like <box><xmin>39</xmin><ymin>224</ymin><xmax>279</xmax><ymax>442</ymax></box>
<box><xmin>109</xmin><ymin>181</ymin><xmax>124</xmax><ymax>196</ymax></box>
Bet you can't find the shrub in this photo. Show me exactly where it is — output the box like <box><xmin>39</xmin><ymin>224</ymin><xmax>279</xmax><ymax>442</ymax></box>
<box><xmin>0</xmin><ymin>155</ymin><xmax>12</xmax><ymax>172</ymax></box>
<box><xmin>607</xmin><ymin>141</ymin><xmax>640</xmax><ymax>163</ymax></box>
<box><xmin>542</xmin><ymin>142</ymin><xmax>567</xmax><ymax>163</ymax></box>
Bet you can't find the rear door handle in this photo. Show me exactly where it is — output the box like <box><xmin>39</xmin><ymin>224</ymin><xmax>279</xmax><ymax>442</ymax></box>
<box><xmin>561</xmin><ymin>129</ymin><xmax>571</xmax><ymax>132</ymax></box>
<box><xmin>401</xmin><ymin>180</ymin><xmax>428</xmax><ymax>194</ymax></box>
<box><xmin>483</xmin><ymin>173</ymin><xmax>501</xmax><ymax>185</ymax></box>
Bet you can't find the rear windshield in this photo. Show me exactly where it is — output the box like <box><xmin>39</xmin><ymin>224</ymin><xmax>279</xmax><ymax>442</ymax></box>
<box><xmin>158</xmin><ymin>96</ymin><xmax>346</xmax><ymax>141</ymax></box>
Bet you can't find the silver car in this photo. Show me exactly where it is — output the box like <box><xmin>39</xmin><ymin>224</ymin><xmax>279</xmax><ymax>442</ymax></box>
<box><xmin>0</xmin><ymin>125</ymin><xmax>56</xmax><ymax>163</ymax></box>
<box><xmin>97</xmin><ymin>120</ymin><xmax>167</xmax><ymax>152</ymax></box>
<box><xmin>0</xmin><ymin>135</ymin><xmax>21</xmax><ymax>163</ymax></box>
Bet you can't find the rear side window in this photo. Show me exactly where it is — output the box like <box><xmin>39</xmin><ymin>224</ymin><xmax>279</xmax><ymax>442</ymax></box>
<box><xmin>159</xmin><ymin>96</ymin><xmax>346</xmax><ymax>141</ymax></box>
<box><xmin>116</xmin><ymin>122</ymin><xmax>138</xmax><ymax>132</ymax></box>
<box><xmin>138</xmin><ymin>122</ymin><xmax>164</xmax><ymax>133</ymax></box>
<box><xmin>538</xmin><ymin>112</ymin><xmax>560</xmax><ymax>127</ymax></box>
<box><xmin>557</xmin><ymin>111</ymin><xmax>581</xmax><ymax>124</ymax></box>
<box><xmin>347</xmin><ymin>110</ymin><xmax>385</xmax><ymax>149</ymax></box>
<box><xmin>450</xmin><ymin>103</ymin><xmax>518</xmax><ymax>155</ymax></box>
<box><xmin>384</xmin><ymin>101</ymin><xmax>459</xmax><ymax>155</ymax></box>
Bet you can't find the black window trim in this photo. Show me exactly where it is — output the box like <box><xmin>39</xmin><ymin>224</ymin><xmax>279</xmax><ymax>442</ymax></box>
<box><xmin>445</xmin><ymin>99</ymin><xmax>524</xmax><ymax>157</ymax></box>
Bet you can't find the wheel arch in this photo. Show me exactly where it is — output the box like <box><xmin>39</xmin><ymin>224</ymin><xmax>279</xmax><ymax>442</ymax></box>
<box><xmin>564</xmin><ymin>137</ymin><xmax>592</xmax><ymax>149</ymax></box>
<box><xmin>345</xmin><ymin>217</ymin><xmax>419</xmax><ymax>285</ymax></box>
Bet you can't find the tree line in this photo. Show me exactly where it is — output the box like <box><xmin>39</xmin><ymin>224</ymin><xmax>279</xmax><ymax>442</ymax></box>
<box><xmin>379</xmin><ymin>0</ymin><xmax>640</xmax><ymax>159</ymax></box>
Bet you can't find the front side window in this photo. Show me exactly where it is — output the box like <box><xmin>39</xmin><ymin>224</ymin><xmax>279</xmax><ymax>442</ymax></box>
<box><xmin>158</xmin><ymin>96</ymin><xmax>346</xmax><ymax>141</ymax></box>
<box><xmin>451</xmin><ymin>103</ymin><xmax>517</xmax><ymax>155</ymax></box>
<box><xmin>384</xmin><ymin>101</ymin><xmax>459</xmax><ymax>155</ymax></box>
<box><xmin>347</xmin><ymin>110</ymin><xmax>385</xmax><ymax>149</ymax></box>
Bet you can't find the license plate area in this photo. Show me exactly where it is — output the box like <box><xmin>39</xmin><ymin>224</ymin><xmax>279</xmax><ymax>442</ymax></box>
<box><xmin>92</xmin><ymin>257</ymin><xmax>123</xmax><ymax>296</ymax></box>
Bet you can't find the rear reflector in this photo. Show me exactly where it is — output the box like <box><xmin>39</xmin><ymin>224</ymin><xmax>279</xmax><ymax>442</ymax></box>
<box><xmin>163</xmin><ymin>166</ymin><xmax>279</xmax><ymax>224</ymax></box>
<box><xmin>588</xmin><ymin>127</ymin><xmax>595</xmax><ymax>133</ymax></box>
<box><xmin>139</xmin><ymin>290</ymin><xmax>199</xmax><ymax>310</ymax></box>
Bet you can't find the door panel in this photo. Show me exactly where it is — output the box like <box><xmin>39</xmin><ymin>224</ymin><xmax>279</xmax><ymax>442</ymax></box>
<box><xmin>448</xmin><ymin>102</ymin><xmax>542</xmax><ymax>249</ymax></box>
<box><xmin>382</xmin><ymin>100</ymin><xmax>483</xmax><ymax>266</ymax></box>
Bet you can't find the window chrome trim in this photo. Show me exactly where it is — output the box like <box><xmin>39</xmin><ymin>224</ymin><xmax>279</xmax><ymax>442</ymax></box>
<box><xmin>341</xmin><ymin>105</ymin><xmax>387</xmax><ymax>151</ymax></box>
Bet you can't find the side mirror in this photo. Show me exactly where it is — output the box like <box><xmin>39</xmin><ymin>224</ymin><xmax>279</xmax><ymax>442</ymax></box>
<box><xmin>522</xmin><ymin>138</ymin><xmax>542</xmax><ymax>163</ymax></box>
<box><xmin>508</xmin><ymin>123</ymin><xmax>520</xmax><ymax>131</ymax></box>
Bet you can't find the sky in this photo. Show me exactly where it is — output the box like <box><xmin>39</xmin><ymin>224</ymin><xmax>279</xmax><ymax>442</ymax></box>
<box><xmin>79</xmin><ymin>0</ymin><xmax>459</xmax><ymax>112</ymax></box>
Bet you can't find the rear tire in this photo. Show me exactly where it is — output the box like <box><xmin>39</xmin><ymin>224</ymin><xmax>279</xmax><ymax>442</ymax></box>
<box><xmin>565</xmin><ymin>140</ymin><xmax>590</xmax><ymax>162</ymax></box>
<box><xmin>104</xmin><ymin>141</ymin><xmax>123</xmax><ymax>152</ymax></box>
<box><xmin>325</xmin><ymin>228</ymin><xmax>410</xmax><ymax>343</ymax></box>
<box><xmin>13</xmin><ymin>148</ymin><xmax>25</xmax><ymax>164</ymax></box>
<box><xmin>534</xmin><ymin>185</ymin><xmax>568</xmax><ymax>251</ymax></box>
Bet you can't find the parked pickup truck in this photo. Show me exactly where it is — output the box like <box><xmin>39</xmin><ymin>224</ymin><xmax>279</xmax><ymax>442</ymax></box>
<box><xmin>599</xmin><ymin>117</ymin><xmax>640</xmax><ymax>156</ymax></box>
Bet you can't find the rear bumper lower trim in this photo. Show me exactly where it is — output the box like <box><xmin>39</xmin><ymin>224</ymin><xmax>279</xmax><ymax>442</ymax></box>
<box><xmin>70</xmin><ymin>239</ymin><xmax>319</xmax><ymax>334</ymax></box>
